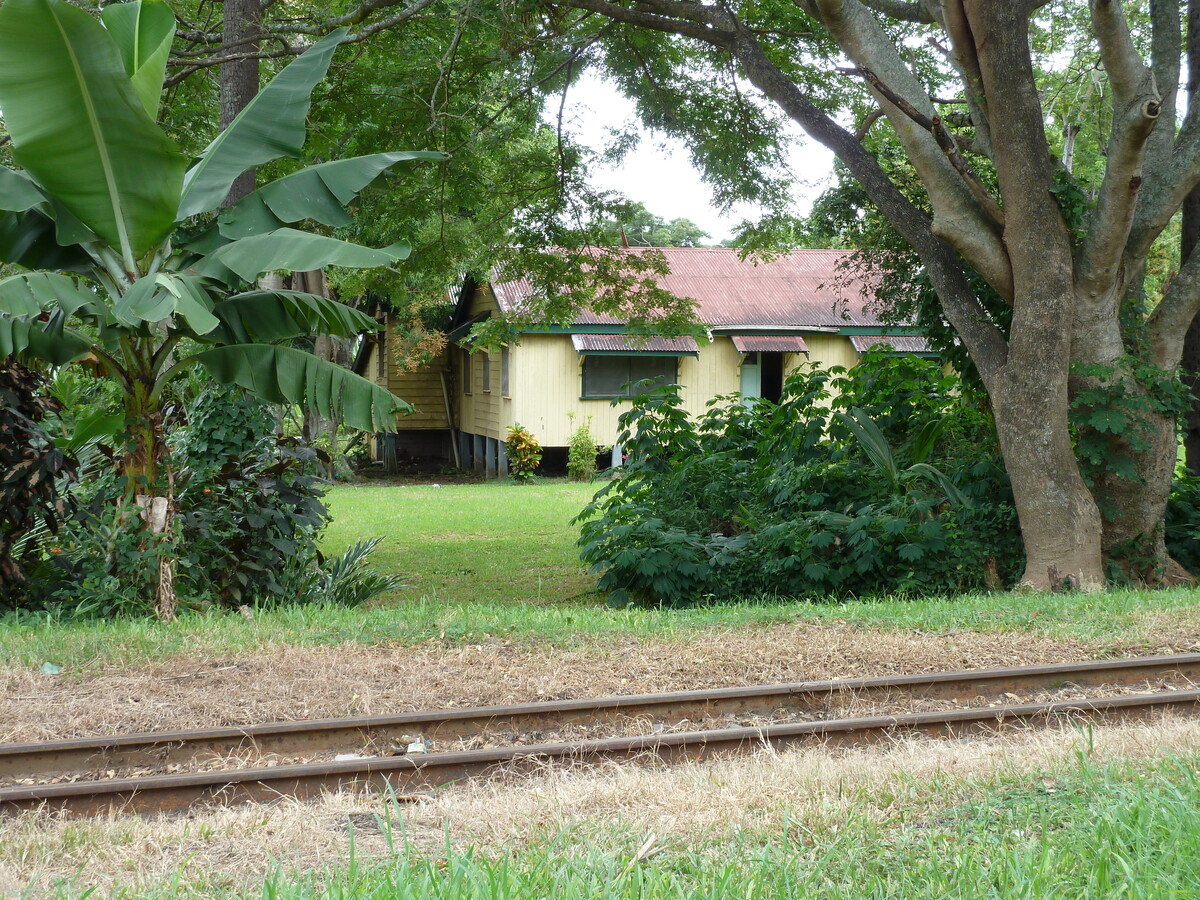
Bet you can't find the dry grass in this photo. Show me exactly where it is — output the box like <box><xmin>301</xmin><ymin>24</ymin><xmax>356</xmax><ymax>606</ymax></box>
<box><xmin>4</xmin><ymin>715</ymin><xmax>1200</xmax><ymax>897</ymax></box>
<box><xmin>0</xmin><ymin>621</ymin><xmax>1109</xmax><ymax>743</ymax></box>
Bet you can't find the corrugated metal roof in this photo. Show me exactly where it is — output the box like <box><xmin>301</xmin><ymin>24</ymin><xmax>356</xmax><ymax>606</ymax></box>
<box><xmin>572</xmin><ymin>334</ymin><xmax>700</xmax><ymax>354</ymax></box>
<box><xmin>850</xmin><ymin>335</ymin><xmax>933</xmax><ymax>354</ymax></box>
<box><xmin>731</xmin><ymin>335</ymin><xmax>809</xmax><ymax>353</ymax></box>
<box><xmin>492</xmin><ymin>248</ymin><xmax>886</xmax><ymax>328</ymax></box>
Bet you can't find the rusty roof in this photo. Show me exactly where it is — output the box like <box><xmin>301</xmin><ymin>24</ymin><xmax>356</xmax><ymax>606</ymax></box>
<box><xmin>572</xmin><ymin>334</ymin><xmax>700</xmax><ymax>354</ymax></box>
<box><xmin>492</xmin><ymin>248</ymin><xmax>888</xmax><ymax>329</ymax></box>
<box><xmin>731</xmin><ymin>335</ymin><xmax>810</xmax><ymax>353</ymax></box>
<box><xmin>850</xmin><ymin>335</ymin><xmax>933</xmax><ymax>354</ymax></box>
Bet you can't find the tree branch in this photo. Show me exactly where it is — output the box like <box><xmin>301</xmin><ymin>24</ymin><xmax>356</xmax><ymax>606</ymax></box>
<box><xmin>1148</xmin><ymin>240</ymin><xmax>1200</xmax><ymax>368</ymax></box>
<box><xmin>854</xmin><ymin>107</ymin><xmax>884</xmax><ymax>140</ymax></box>
<box><xmin>558</xmin><ymin>0</ymin><xmax>1010</xmax><ymax>378</ymax></box>
<box><xmin>857</xmin><ymin>66</ymin><xmax>1003</xmax><ymax>226</ymax></box>
<box><xmin>168</xmin><ymin>0</ymin><xmax>441</xmax><ymax>76</ymax></box>
<box><xmin>1076</xmin><ymin>0</ymin><xmax>1162</xmax><ymax>304</ymax></box>
<box><xmin>723</xmin><ymin>21</ymin><xmax>1009</xmax><ymax>380</ymax></box>
<box><xmin>804</xmin><ymin>0</ymin><xmax>1012</xmax><ymax>297</ymax></box>
<box><xmin>857</xmin><ymin>0</ymin><xmax>935</xmax><ymax>22</ymax></box>
<box><xmin>1126</xmin><ymin>0</ymin><xmax>1188</xmax><ymax>263</ymax></box>
<box><xmin>936</xmin><ymin>0</ymin><xmax>993</xmax><ymax>158</ymax></box>
<box><xmin>564</xmin><ymin>0</ymin><xmax>729</xmax><ymax>45</ymax></box>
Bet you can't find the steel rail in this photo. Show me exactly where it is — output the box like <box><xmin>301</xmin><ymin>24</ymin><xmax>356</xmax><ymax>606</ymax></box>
<box><xmin>3</xmin><ymin>689</ymin><xmax>1199</xmax><ymax>817</ymax></box>
<box><xmin>3</xmin><ymin>653</ymin><xmax>1198</xmax><ymax>782</ymax></box>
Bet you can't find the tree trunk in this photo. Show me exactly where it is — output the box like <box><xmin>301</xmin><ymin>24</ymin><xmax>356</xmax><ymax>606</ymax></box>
<box><xmin>121</xmin><ymin>342</ymin><xmax>177</xmax><ymax>620</ymax></box>
<box><xmin>991</xmin><ymin>362</ymin><xmax>1105</xmax><ymax>591</ymax></box>
<box><xmin>220</xmin><ymin>0</ymin><xmax>261</xmax><ymax>206</ymax></box>
<box><xmin>1093</xmin><ymin>408</ymin><xmax>1194</xmax><ymax>584</ymax></box>
<box><xmin>968</xmin><ymin>1</ymin><xmax>1105</xmax><ymax>590</ymax></box>
<box><xmin>298</xmin><ymin>271</ymin><xmax>354</xmax><ymax>477</ymax></box>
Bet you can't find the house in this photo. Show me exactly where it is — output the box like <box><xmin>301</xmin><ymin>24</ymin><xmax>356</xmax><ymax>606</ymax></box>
<box><xmin>354</xmin><ymin>247</ymin><xmax>932</xmax><ymax>475</ymax></box>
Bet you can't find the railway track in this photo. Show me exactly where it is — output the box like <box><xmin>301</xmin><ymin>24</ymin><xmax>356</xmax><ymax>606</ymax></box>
<box><xmin>3</xmin><ymin>653</ymin><xmax>1199</xmax><ymax>817</ymax></box>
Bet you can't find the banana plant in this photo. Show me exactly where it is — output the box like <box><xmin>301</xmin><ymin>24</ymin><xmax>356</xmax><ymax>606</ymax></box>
<box><xmin>0</xmin><ymin>0</ymin><xmax>442</xmax><ymax>617</ymax></box>
<box><xmin>836</xmin><ymin>408</ymin><xmax>971</xmax><ymax>508</ymax></box>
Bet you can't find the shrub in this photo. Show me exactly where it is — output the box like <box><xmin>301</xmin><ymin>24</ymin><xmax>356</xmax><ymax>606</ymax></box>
<box><xmin>567</xmin><ymin>412</ymin><xmax>601</xmax><ymax>481</ymax></box>
<box><xmin>0</xmin><ymin>360</ymin><xmax>76</xmax><ymax>608</ymax></box>
<box><xmin>312</xmin><ymin>538</ymin><xmax>406</xmax><ymax>606</ymax></box>
<box><xmin>506</xmin><ymin>423</ymin><xmax>542</xmax><ymax>483</ymax></box>
<box><xmin>34</xmin><ymin>383</ymin><xmax>332</xmax><ymax>616</ymax></box>
<box><xmin>576</xmin><ymin>356</ymin><xmax>1023</xmax><ymax>607</ymax></box>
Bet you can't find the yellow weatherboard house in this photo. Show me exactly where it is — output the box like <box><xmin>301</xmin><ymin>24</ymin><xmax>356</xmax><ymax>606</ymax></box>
<box><xmin>355</xmin><ymin>248</ymin><xmax>932</xmax><ymax>475</ymax></box>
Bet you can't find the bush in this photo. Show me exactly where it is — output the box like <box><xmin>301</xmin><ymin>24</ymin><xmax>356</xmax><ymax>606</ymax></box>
<box><xmin>1166</xmin><ymin>475</ymin><xmax>1200</xmax><ymax>577</ymax></box>
<box><xmin>313</xmin><ymin>538</ymin><xmax>406</xmax><ymax>606</ymax></box>
<box><xmin>506</xmin><ymin>423</ymin><xmax>542</xmax><ymax>483</ymax></box>
<box><xmin>576</xmin><ymin>354</ymin><xmax>1022</xmax><ymax>606</ymax></box>
<box><xmin>567</xmin><ymin>412</ymin><xmax>600</xmax><ymax>481</ymax></box>
<box><xmin>0</xmin><ymin>360</ymin><xmax>76</xmax><ymax>608</ymax></box>
<box><xmin>34</xmin><ymin>383</ymin><xmax>327</xmax><ymax>616</ymax></box>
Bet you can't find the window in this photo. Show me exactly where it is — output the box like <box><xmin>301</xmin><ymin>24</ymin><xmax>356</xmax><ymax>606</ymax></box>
<box><xmin>501</xmin><ymin>346</ymin><xmax>511</xmax><ymax>397</ymax></box>
<box><xmin>482</xmin><ymin>351</ymin><xmax>491</xmax><ymax>392</ymax></box>
<box><xmin>462</xmin><ymin>348</ymin><xmax>472</xmax><ymax>395</ymax></box>
<box><xmin>582</xmin><ymin>355</ymin><xmax>677</xmax><ymax>399</ymax></box>
<box><xmin>376</xmin><ymin>337</ymin><xmax>386</xmax><ymax>380</ymax></box>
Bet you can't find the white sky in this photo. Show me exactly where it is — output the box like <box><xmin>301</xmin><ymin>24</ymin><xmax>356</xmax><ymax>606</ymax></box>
<box><xmin>560</xmin><ymin>72</ymin><xmax>838</xmax><ymax>243</ymax></box>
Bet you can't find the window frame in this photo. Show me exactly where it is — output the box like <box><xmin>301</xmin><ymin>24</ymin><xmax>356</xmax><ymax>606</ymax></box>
<box><xmin>580</xmin><ymin>354</ymin><xmax>679</xmax><ymax>400</ymax></box>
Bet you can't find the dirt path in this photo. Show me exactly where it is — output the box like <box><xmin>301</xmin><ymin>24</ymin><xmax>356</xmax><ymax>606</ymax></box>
<box><xmin>3</xmin><ymin>619</ymin><xmax>1181</xmax><ymax>743</ymax></box>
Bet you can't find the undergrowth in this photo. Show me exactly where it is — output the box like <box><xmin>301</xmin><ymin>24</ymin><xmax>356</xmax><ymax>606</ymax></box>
<box><xmin>577</xmin><ymin>353</ymin><xmax>1021</xmax><ymax>606</ymax></box>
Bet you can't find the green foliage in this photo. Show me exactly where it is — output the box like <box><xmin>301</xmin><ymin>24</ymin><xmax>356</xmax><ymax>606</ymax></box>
<box><xmin>577</xmin><ymin>354</ymin><xmax>1021</xmax><ymax>606</ymax></box>
<box><xmin>0</xmin><ymin>0</ymin><xmax>423</xmax><ymax>437</ymax></box>
<box><xmin>172</xmin><ymin>438</ymin><xmax>332</xmax><ymax>610</ymax></box>
<box><xmin>0</xmin><ymin>359</ymin><xmax>76</xmax><ymax>605</ymax></box>
<box><xmin>312</xmin><ymin>537</ymin><xmax>405</xmax><ymax>607</ymax></box>
<box><xmin>598</xmin><ymin>200</ymin><xmax>711</xmax><ymax>247</ymax></box>
<box><xmin>1166</xmin><ymin>475</ymin><xmax>1200</xmax><ymax>577</ymax></box>
<box><xmin>1069</xmin><ymin>358</ymin><xmax>1191</xmax><ymax>492</ymax></box>
<box><xmin>567</xmin><ymin>412</ymin><xmax>600</xmax><ymax>482</ymax></box>
<box><xmin>170</xmin><ymin>380</ymin><xmax>276</xmax><ymax>477</ymax></box>
<box><xmin>31</xmin><ymin>383</ymin><xmax>334</xmax><ymax>616</ymax></box>
<box><xmin>506</xmin><ymin>423</ymin><xmax>543</xmax><ymax>484</ymax></box>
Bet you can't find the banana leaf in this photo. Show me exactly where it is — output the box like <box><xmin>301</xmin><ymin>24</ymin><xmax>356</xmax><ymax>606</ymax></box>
<box><xmin>0</xmin><ymin>166</ymin><xmax>46</xmax><ymax>213</ymax></box>
<box><xmin>208</xmin><ymin>290</ymin><xmax>379</xmax><ymax>344</ymax></box>
<box><xmin>101</xmin><ymin>0</ymin><xmax>175</xmax><ymax>120</ymax></box>
<box><xmin>0</xmin><ymin>314</ymin><xmax>93</xmax><ymax>365</ymax></box>
<box><xmin>216</xmin><ymin>151</ymin><xmax>444</xmax><ymax>238</ymax></box>
<box><xmin>193</xmin><ymin>343</ymin><xmax>411</xmax><ymax>432</ymax></box>
<box><xmin>0</xmin><ymin>273</ymin><xmax>99</xmax><ymax>317</ymax></box>
<box><xmin>195</xmin><ymin>228</ymin><xmax>410</xmax><ymax>283</ymax></box>
<box><xmin>0</xmin><ymin>0</ymin><xmax>185</xmax><ymax>260</ymax></box>
<box><xmin>0</xmin><ymin>210</ymin><xmax>94</xmax><ymax>272</ymax></box>
<box><xmin>113</xmin><ymin>273</ymin><xmax>218</xmax><ymax>334</ymax></box>
<box><xmin>178</xmin><ymin>29</ymin><xmax>347</xmax><ymax>219</ymax></box>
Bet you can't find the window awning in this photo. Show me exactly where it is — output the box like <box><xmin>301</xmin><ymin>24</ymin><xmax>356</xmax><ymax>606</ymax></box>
<box><xmin>571</xmin><ymin>334</ymin><xmax>700</xmax><ymax>356</ymax></box>
<box><xmin>731</xmin><ymin>335</ymin><xmax>809</xmax><ymax>353</ymax></box>
<box><xmin>850</xmin><ymin>335</ymin><xmax>933</xmax><ymax>355</ymax></box>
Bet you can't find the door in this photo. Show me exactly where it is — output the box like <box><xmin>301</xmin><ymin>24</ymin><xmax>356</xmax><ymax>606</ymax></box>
<box><xmin>740</xmin><ymin>352</ymin><xmax>761</xmax><ymax>401</ymax></box>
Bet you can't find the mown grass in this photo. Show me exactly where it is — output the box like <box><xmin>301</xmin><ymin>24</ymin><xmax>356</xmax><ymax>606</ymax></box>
<box><xmin>27</xmin><ymin>748</ymin><xmax>1200</xmax><ymax>898</ymax></box>
<box><xmin>2</xmin><ymin>479</ymin><xmax>1199</xmax><ymax>670</ymax></box>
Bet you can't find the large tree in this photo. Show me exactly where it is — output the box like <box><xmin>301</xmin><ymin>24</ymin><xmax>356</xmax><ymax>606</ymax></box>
<box><xmin>519</xmin><ymin>0</ymin><xmax>1200</xmax><ymax>591</ymax></box>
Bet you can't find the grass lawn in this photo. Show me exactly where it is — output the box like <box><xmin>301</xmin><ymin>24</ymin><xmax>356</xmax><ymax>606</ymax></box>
<box><xmin>322</xmin><ymin>479</ymin><xmax>599</xmax><ymax>606</ymax></box>
<box><xmin>2</xmin><ymin>478</ymin><xmax>1200</xmax><ymax>669</ymax></box>
<box><xmin>239</xmin><ymin>751</ymin><xmax>1200</xmax><ymax>899</ymax></box>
